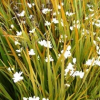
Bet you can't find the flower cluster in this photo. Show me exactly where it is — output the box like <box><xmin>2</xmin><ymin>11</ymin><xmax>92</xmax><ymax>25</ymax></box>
<box><xmin>61</xmin><ymin>45</ymin><xmax>71</xmax><ymax>59</ymax></box>
<box><xmin>86</xmin><ymin>58</ymin><xmax>100</xmax><ymax>66</ymax></box>
<box><xmin>70</xmin><ymin>20</ymin><xmax>80</xmax><ymax>30</ymax></box>
<box><xmin>66</xmin><ymin>11</ymin><xmax>75</xmax><ymax>16</ymax></box>
<box><xmin>23</xmin><ymin>96</ymin><xmax>49</xmax><ymax>100</ymax></box>
<box><xmin>64</xmin><ymin>62</ymin><xmax>84</xmax><ymax>79</ymax></box>
<box><xmin>38</xmin><ymin>40</ymin><xmax>52</xmax><ymax>48</ymax></box>
<box><xmin>45</xmin><ymin>55</ymin><xmax>54</xmax><ymax>62</ymax></box>
<box><xmin>27</xmin><ymin>3</ymin><xmax>35</xmax><ymax>8</ymax></box>
<box><xmin>42</xmin><ymin>8</ymin><xmax>52</xmax><ymax>14</ymax></box>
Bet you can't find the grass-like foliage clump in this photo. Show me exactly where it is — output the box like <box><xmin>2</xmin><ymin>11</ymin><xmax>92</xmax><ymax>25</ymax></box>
<box><xmin>0</xmin><ymin>0</ymin><xmax>100</xmax><ymax>100</ymax></box>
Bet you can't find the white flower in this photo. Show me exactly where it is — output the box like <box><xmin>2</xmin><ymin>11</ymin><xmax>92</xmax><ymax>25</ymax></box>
<box><xmin>16</xmin><ymin>31</ymin><xmax>22</xmax><ymax>36</ymax></box>
<box><xmin>77</xmin><ymin>71</ymin><xmax>84</xmax><ymax>78</ymax></box>
<box><xmin>27</xmin><ymin>3</ymin><xmax>32</xmax><ymax>8</ymax></box>
<box><xmin>67</xmin><ymin>63</ymin><xmax>74</xmax><ymax>70</ymax></box>
<box><xmin>72</xmin><ymin>71</ymin><xmax>84</xmax><ymax>78</ymax></box>
<box><xmin>90</xmin><ymin>13</ymin><xmax>94</xmax><ymax>17</ymax></box>
<box><xmin>79</xmin><ymin>71</ymin><xmax>84</xmax><ymax>78</ymax></box>
<box><xmin>23</xmin><ymin>97</ymin><xmax>28</xmax><ymax>100</ymax></box>
<box><xmin>60</xmin><ymin>35</ymin><xmax>67</xmax><ymax>39</ymax></box>
<box><xmin>11</xmin><ymin>24</ymin><xmax>14</xmax><ymax>29</ymax></box>
<box><xmin>18</xmin><ymin>54</ymin><xmax>21</xmax><ymax>56</ymax></box>
<box><xmin>16</xmin><ymin>49</ymin><xmax>22</xmax><ymax>53</ymax></box>
<box><xmin>17</xmin><ymin>10</ymin><xmax>25</xmax><ymax>17</ymax></box>
<box><xmin>93</xmin><ymin>40</ymin><xmax>96</xmax><ymax>45</ymax></box>
<box><xmin>97</xmin><ymin>20</ymin><xmax>100</xmax><ymax>23</ymax></box>
<box><xmin>70</xmin><ymin>20</ymin><xmax>80</xmax><ymax>29</ymax></box>
<box><xmin>8</xmin><ymin>67</ymin><xmax>14</xmax><ymax>71</ymax></box>
<box><xmin>64</xmin><ymin>68</ymin><xmax>69</xmax><ymax>76</ymax></box>
<box><xmin>96</xmin><ymin>45</ymin><xmax>99</xmax><ymax>50</ymax></box>
<box><xmin>58</xmin><ymin>5</ymin><xmax>61</xmax><ymax>9</ymax></box>
<box><xmin>13</xmin><ymin>72</ymin><xmax>23</xmax><ymax>83</ymax></box>
<box><xmin>61</xmin><ymin>45</ymin><xmax>71</xmax><ymax>58</ymax></box>
<box><xmin>38</xmin><ymin>40</ymin><xmax>45</xmax><ymax>46</ymax></box>
<box><xmin>42</xmin><ymin>8</ymin><xmax>52</xmax><ymax>14</ymax></box>
<box><xmin>86</xmin><ymin>58</ymin><xmax>95</xmax><ymax>66</ymax></box>
<box><xmin>66</xmin><ymin>12</ymin><xmax>75</xmax><ymax>16</ymax></box>
<box><xmin>53</xmin><ymin>12</ymin><xmax>60</xmax><ymax>16</ymax></box>
<box><xmin>29</xmin><ymin>15</ymin><xmax>33</xmax><ymax>19</ymax></box>
<box><xmin>15</xmin><ymin>41</ymin><xmax>20</xmax><ymax>45</ymax></box>
<box><xmin>42</xmin><ymin>98</ymin><xmax>49</xmax><ymax>100</ymax></box>
<box><xmin>70</xmin><ymin>26</ymin><xmax>73</xmax><ymax>30</ymax></box>
<box><xmin>44</xmin><ymin>41</ymin><xmax>52</xmax><ymax>48</ymax></box>
<box><xmin>16</xmin><ymin>48</ymin><xmax>23</xmax><ymax>53</ymax></box>
<box><xmin>64</xmin><ymin>63</ymin><xmax>74</xmax><ymax>76</ymax></box>
<box><xmin>61</xmin><ymin>2</ymin><xmax>64</xmax><ymax>6</ymax></box>
<box><xmin>87</xmin><ymin>4</ymin><xmax>93</xmax><ymax>8</ymax></box>
<box><xmin>67</xmin><ymin>45</ymin><xmax>71</xmax><ymax>51</ymax></box>
<box><xmin>95</xmin><ymin>23</ymin><xmax>100</xmax><ymax>27</ymax></box>
<box><xmin>29</xmin><ymin>49</ymin><xmax>35</xmax><ymax>55</ymax></box>
<box><xmin>86</xmin><ymin>59</ymin><xmax>92</xmax><ymax>66</ymax></box>
<box><xmin>29</xmin><ymin>28</ymin><xmax>35</xmax><ymax>33</ymax></box>
<box><xmin>94</xmin><ymin>60</ymin><xmax>100</xmax><ymax>66</ymax></box>
<box><xmin>97</xmin><ymin>50</ymin><xmax>100</xmax><ymax>55</ymax></box>
<box><xmin>29</xmin><ymin>96</ymin><xmax>40</xmax><ymax>100</ymax></box>
<box><xmin>89</xmin><ymin>8</ymin><xmax>94</xmax><ymax>12</ymax></box>
<box><xmin>98</xmin><ymin>56</ymin><xmax>100</xmax><ymax>60</ymax></box>
<box><xmin>64</xmin><ymin>50</ymin><xmax>71</xmax><ymax>58</ymax></box>
<box><xmin>97</xmin><ymin>37</ymin><xmax>100</xmax><ymax>41</ymax></box>
<box><xmin>65</xmin><ymin>63</ymin><xmax>84</xmax><ymax>78</ymax></box>
<box><xmin>57</xmin><ymin>2</ymin><xmax>64</xmax><ymax>9</ymax></box>
<box><xmin>45</xmin><ymin>55</ymin><xmax>54</xmax><ymax>62</ymax></box>
<box><xmin>38</xmin><ymin>40</ymin><xmax>52</xmax><ymax>48</ymax></box>
<box><xmin>45</xmin><ymin>21</ymin><xmax>51</xmax><ymax>26</ymax></box>
<box><xmin>85</xmin><ymin>16</ymin><xmax>89</xmax><ymax>20</ymax></box>
<box><xmin>52</xmin><ymin>18</ymin><xmax>59</xmax><ymax>24</ymax></box>
<box><xmin>73</xmin><ymin>58</ymin><xmax>76</xmax><ymax>64</ymax></box>
<box><xmin>32</xmin><ymin>3</ymin><xmax>35</xmax><ymax>6</ymax></box>
<box><xmin>65</xmin><ymin>83</ymin><xmax>70</xmax><ymax>87</ymax></box>
<box><xmin>73</xmin><ymin>24</ymin><xmax>80</xmax><ymax>29</ymax></box>
<box><xmin>73</xmin><ymin>20</ymin><xmax>79</xmax><ymax>24</ymax></box>
<box><xmin>23</xmin><ymin>96</ymin><xmax>41</xmax><ymax>100</ymax></box>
